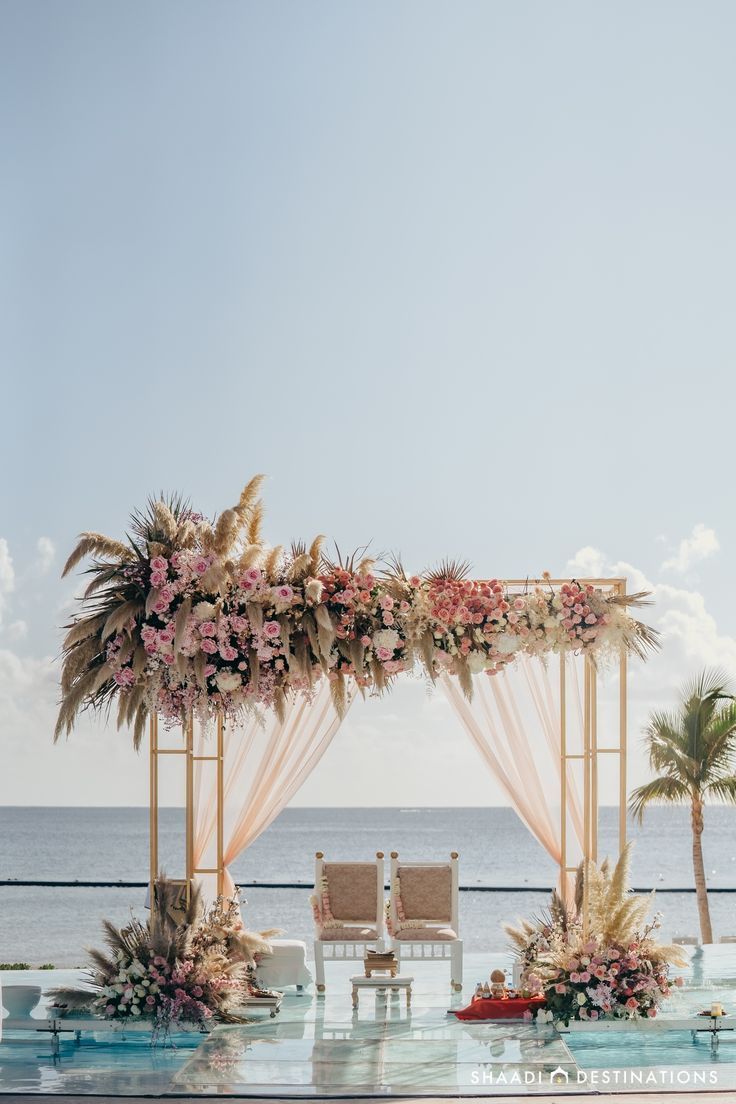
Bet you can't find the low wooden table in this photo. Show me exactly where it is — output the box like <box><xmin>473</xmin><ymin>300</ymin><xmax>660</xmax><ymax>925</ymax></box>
<box><xmin>350</xmin><ymin>974</ymin><xmax>413</xmax><ymax>1012</ymax></box>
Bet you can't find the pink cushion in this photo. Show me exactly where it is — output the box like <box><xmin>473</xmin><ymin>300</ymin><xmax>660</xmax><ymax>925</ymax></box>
<box><xmin>318</xmin><ymin>925</ymin><xmax>378</xmax><ymax>941</ymax></box>
<box><xmin>323</xmin><ymin>863</ymin><xmax>379</xmax><ymax>921</ymax></box>
<box><xmin>397</xmin><ymin>865</ymin><xmax>452</xmax><ymax>921</ymax></box>
<box><xmin>394</xmin><ymin>926</ymin><xmax>458</xmax><ymax>941</ymax></box>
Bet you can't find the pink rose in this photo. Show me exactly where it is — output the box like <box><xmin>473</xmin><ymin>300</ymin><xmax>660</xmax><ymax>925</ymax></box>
<box><xmin>263</xmin><ymin>621</ymin><xmax>281</xmax><ymax>639</ymax></box>
<box><xmin>193</xmin><ymin>557</ymin><xmax>209</xmax><ymax>575</ymax></box>
<box><xmin>200</xmin><ymin>639</ymin><xmax>218</xmax><ymax>654</ymax></box>
<box><xmin>151</xmin><ymin>556</ymin><xmax>168</xmax><ymax>572</ymax></box>
<box><xmin>204</xmin><ymin>664</ymin><xmax>216</xmax><ymax>677</ymax></box>
<box><xmin>146</xmin><ymin>995</ymin><xmax>156</xmax><ymax>1005</ymax></box>
<box><xmin>625</xmin><ymin>997</ymin><xmax>639</xmax><ymax>1010</ymax></box>
<box><xmin>153</xmin><ymin>599</ymin><xmax>169</xmax><ymax>614</ymax></box>
<box><xmin>161</xmin><ymin>653</ymin><xmax>175</xmax><ymax>665</ymax></box>
<box><xmin>220</xmin><ymin>645</ymin><xmax>238</xmax><ymax>661</ymax></box>
<box><xmin>382</xmin><ymin>611</ymin><xmax>395</xmax><ymax>625</ymax></box>
<box><xmin>230</xmin><ymin>615</ymin><xmax>248</xmax><ymax>633</ymax></box>
<box><xmin>380</xmin><ymin>595</ymin><xmax>394</xmax><ymax>611</ymax></box>
<box><xmin>276</xmin><ymin>585</ymin><xmax>293</xmax><ymax>600</ymax></box>
<box><xmin>150</xmin><ymin>571</ymin><xmax>167</xmax><ymax>588</ymax></box>
<box><xmin>376</xmin><ymin>647</ymin><xmax>392</xmax><ymax>661</ymax></box>
<box><xmin>555</xmin><ymin>983</ymin><xmax>567</xmax><ymax>994</ymax></box>
<box><xmin>360</xmin><ymin>635</ymin><xmax>372</xmax><ymax>647</ymax></box>
<box><xmin>409</xmin><ymin>575</ymin><xmax>421</xmax><ymax>587</ymax></box>
<box><xmin>199</xmin><ymin>622</ymin><xmax>217</xmax><ymax>637</ymax></box>
<box><xmin>579</xmin><ymin>971</ymin><xmax>590</xmax><ymax>983</ymax></box>
<box><xmin>589</xmin><ymin>1009</ymin><xmax>599</xmax><ymax>1020</ymax></box>
<box><xmin>246</xmin><ymin>568</ymin><xmax>261</xmax><ymax>582</ymax></box>
<box><xmin>159</xmin><ymin>587</ymin><xmax>174</xmax><ymax>604</ymax></box>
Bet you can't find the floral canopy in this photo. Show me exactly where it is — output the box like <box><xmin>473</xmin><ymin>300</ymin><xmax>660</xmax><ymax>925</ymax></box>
<box><xmin>56</xmin><ymin>476</ymin><xmax>658</xmax><ymax>747</ymax></box>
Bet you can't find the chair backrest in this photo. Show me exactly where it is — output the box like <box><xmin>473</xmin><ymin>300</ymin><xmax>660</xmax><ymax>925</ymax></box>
<box><xmin>313</xmin><ymin>852</ymin><xmax>385</xmax><ymax>932</ymax></box>
<box><xmin>389</xmin><ymin>852</ymin><xmax>459</xmax><ymax>932</ymax></box>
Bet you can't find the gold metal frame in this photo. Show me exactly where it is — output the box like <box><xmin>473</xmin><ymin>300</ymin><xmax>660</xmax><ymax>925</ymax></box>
<box><xmin>149</xmin><ymin>711</ymin><xmax>225</xmax><ymax>901</ymax></box>
<box><xmin>148</xmin><ymin>577</ymin><xmax>628</xmax><ymax>925</ymax></box>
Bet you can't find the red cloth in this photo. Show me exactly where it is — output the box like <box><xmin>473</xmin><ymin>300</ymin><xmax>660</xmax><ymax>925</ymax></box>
<box><xmin>452</xmin><ymin>995</ymin><xmax>547</xmax><ymax>1020</ymax></box>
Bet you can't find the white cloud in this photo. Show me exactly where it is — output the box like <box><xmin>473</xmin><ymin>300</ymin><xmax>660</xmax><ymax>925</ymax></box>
<box><xmin>0</xmin><ymin>538</ymin><xmax>15</xmax><ymax>628</ymax></box>
<box><xmin>662</xmin><ymin>523</ymin><xmax>720</xmax><ymax>574</ymax></box>
<box><xmin>35</xmin><ymin>536</ymin><xmax>55</xmax><ymax>575</ymax></box>
<box><xmin>6</xmin><ymin>620</ymin><xmax>28</xmax><ymax>640</ymax></box>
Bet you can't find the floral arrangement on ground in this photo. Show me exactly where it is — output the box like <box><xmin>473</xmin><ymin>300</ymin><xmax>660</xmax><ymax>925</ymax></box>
<box><xmin>47</xmin><ymin>878</ymin><xmax>278</xmax><ymax>1039</ymax></box>
<box><xmin>57</xmin><ymin>475</ymin><xmax>658</xmax><ymax>743</ymax></box>
<box><xmin>506</xmin><ymin>845</ymin><xmax>686</xmax><ymax>1024</ymax></box>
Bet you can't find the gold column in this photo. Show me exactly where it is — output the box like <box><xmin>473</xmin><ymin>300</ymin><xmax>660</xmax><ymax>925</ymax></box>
<box><xmin>149</xmin><ymin>713</ymin><xmax>158</xmax><ymax>895</ymax></box>
<box><xmin>185</xmin><ymin>710</ymin><xmax>194</xmax><ymax>902</ymax></box>
<box><xmin>216</xmin><ymin>712</ymin><xmax>224</xmax><ymax>897</ymax></box>
<box><xmin>559</xmin><ymin>654</ymin><xmax>567</xmax><ymax>894</ymax></box>
<box><xmin>619</xmin><ymin>580</ymin><xmax>628</xmax><ymax>854</ymax></box>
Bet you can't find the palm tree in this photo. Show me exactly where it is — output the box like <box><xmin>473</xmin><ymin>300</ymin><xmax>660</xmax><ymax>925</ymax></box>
<box><xmin>629</xmin><ymin>669</ymin><xmax>736</xmax><ymax>944</ymax></box>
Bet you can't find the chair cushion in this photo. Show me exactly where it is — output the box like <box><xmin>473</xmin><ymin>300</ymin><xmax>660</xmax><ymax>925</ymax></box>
<box><xmin>318</xmin><ymin>925</ymin><xmax>378</xmax><ymax>941</ymax></box>
<box><xmin>323</xmin><ymin>863</ymin><xmax>379</xmax><ymax>922</ymax></box>
<box><xmin>397</xmin><ymin>865</ymin><xmax>452</xmax><ymax>921</ymax></box>
<box><xmin>394</xmin><ymin>926</ymin><xmax>458</xmax><ymax>941</ymax></box>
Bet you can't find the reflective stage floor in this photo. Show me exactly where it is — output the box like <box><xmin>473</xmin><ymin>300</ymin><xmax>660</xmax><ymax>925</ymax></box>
<box><xmin>3</xmin><ymin>950</ymin><xmax>736</xmax><ymax>1095</ymax></box>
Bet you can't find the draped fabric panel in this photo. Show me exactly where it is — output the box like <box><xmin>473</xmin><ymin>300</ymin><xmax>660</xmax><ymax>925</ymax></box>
<box><xmin>193</xmin><ymin>679</ymin><xmax>350</xmax><ymax>899</ymax></box>
<box><xmin>439</xmin><ymin>656</ymin><xmax>585</xmax><ymax>898</ymax></box>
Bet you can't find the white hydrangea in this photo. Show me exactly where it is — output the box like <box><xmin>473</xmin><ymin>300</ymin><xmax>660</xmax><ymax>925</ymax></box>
<box><xmin>216</xmin><ymin>671</ymin><xmax>242</xmax><ymax>693</ymax></box>
<box><xmin>194</xmin><ymin>601</ymin><xmax>217</xmax><ymax>622</ymax></box>
<box><xmin>373</xmin><ymin>628</ymin><xmax>400</xmax><ymax>653</ymax></box>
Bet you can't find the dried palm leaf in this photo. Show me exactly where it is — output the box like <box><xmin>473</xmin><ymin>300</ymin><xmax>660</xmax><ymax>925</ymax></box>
<box><xmin>62</xmin><ymin>534</ymin><xmax>135</xmax><ymax>578</ymax></box>
<box><xmin>308</xmin><ymin>535</ymin><xmax>324</xmax><ymax>574</ymax></box>
<box><xmin>425</xmin><ymin>558</ymin><xmax>472</xmax><ymax>584</ymax></box>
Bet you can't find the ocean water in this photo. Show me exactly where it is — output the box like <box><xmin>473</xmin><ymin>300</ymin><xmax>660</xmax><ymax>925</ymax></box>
<box><xmin>1</xmin><ymin>806</ymin><xmax>735</xmax><ymax>966</ymax></box>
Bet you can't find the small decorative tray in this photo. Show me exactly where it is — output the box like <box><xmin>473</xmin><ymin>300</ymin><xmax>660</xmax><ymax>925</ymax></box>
<box><xmin>698</xmin><ymin>1009</ymin><xmax>728</xmax><ymax>1017</ymax></box>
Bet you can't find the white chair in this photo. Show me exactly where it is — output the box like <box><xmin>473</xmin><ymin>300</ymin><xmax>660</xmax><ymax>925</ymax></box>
<box><xmin>312</xmin><ymin>852</ymin><xmax>385</xmax><ymax>993</ymax></box>
<box><xmin>388</xmin><ymin>851</ymin><xmax>463</xmax><ymax>991</ymax></box>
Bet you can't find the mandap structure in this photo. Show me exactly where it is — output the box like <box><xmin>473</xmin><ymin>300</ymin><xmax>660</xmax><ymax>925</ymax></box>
<box><xmin>57</xmin><ymin>475</ymin><xmax>658</xmax><ymax>915</ymax></box>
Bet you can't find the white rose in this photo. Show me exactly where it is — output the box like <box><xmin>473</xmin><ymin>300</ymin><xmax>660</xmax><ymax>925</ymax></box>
<box><xmin>131</xmin><ymin>1005</ymin><xmax>141</xmax><ymax>1015</ymax></box>
<box><xmin>577</xmin><ymin>992</ymin><xmax>587</xmax><ymax>1005</ymax></box>
<box><xmin>194</xmin><ymin>601</ymin><xmax>217</xmax><ymax>622</ymax></box>
<box><xmin>216</xmin><ymin>671</ymin><xmax>242</xmax><ymax>693</ymax></box>
<box><xmin>466</xmin><ymin>651</ymin><xmax>488</xmax><ymax>674</ymax></box>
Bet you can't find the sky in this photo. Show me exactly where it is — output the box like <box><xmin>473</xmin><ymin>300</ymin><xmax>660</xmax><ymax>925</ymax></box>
<box><xmin>2</xmin><ymin>0</ymin><xmax>736</xmax><ymax>808</ymax></box>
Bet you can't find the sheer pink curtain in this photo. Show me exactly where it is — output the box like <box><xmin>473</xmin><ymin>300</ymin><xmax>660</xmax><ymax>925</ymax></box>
<box><xmin>440</xmin><ymin>657</ymin><xmax>585</xmax><ymax>897</ymax></box>
<box><xmin>193</xmin><ymin>679</ymin><xmax>350</xmax><ymax>899</ymax></box>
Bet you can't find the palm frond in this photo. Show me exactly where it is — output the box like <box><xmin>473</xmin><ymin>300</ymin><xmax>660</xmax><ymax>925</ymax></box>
<box><xmin>628</xmin><ymin>776</ymin><xmax>690</xmax><ymax>823</ymax></box>
<box><xmin>425</xmin><ymin>558</ymin><xmax>472</xmax><ymax>584</ymax></box>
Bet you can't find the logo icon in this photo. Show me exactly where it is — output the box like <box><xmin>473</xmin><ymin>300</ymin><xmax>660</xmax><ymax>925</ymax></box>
<box><xmin>549</xmin><ymin>1066</ymin><xmax>570</xmax><ymax>1085</ymax></box>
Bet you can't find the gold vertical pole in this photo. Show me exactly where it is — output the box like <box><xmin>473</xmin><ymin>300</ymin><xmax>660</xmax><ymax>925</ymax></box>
<box><xmin>149</xmin><ymin>713</ymin><xmax>158</xmax><ymax>897</ymax></box>
<box><xmin>591</xmin><ymin>660</ymin><xmax>598</xmax><ymax>863</ymax></box>
<box><xmin>216</xmin><ymin>711</ymin><xmax>224</xmax><ymax>898</ymax></box>
<box><xmin>582</xmin><ymin>657</ymin><xmax>592</xmax><ymax>936</ymax></box>
<box><xmin>185</xmin><ymin>711</ymin><xmax>194</xmax><ymax>903</ymax></box>
<box><xmin>619</xmin><ymin>580</ymin><xmax>628</xmax><ymax>858</ymax></box>
<box><xmin>559</xmin><ymin>653</ymin><xmax>567</xmax><ymax>897</ymax></box>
